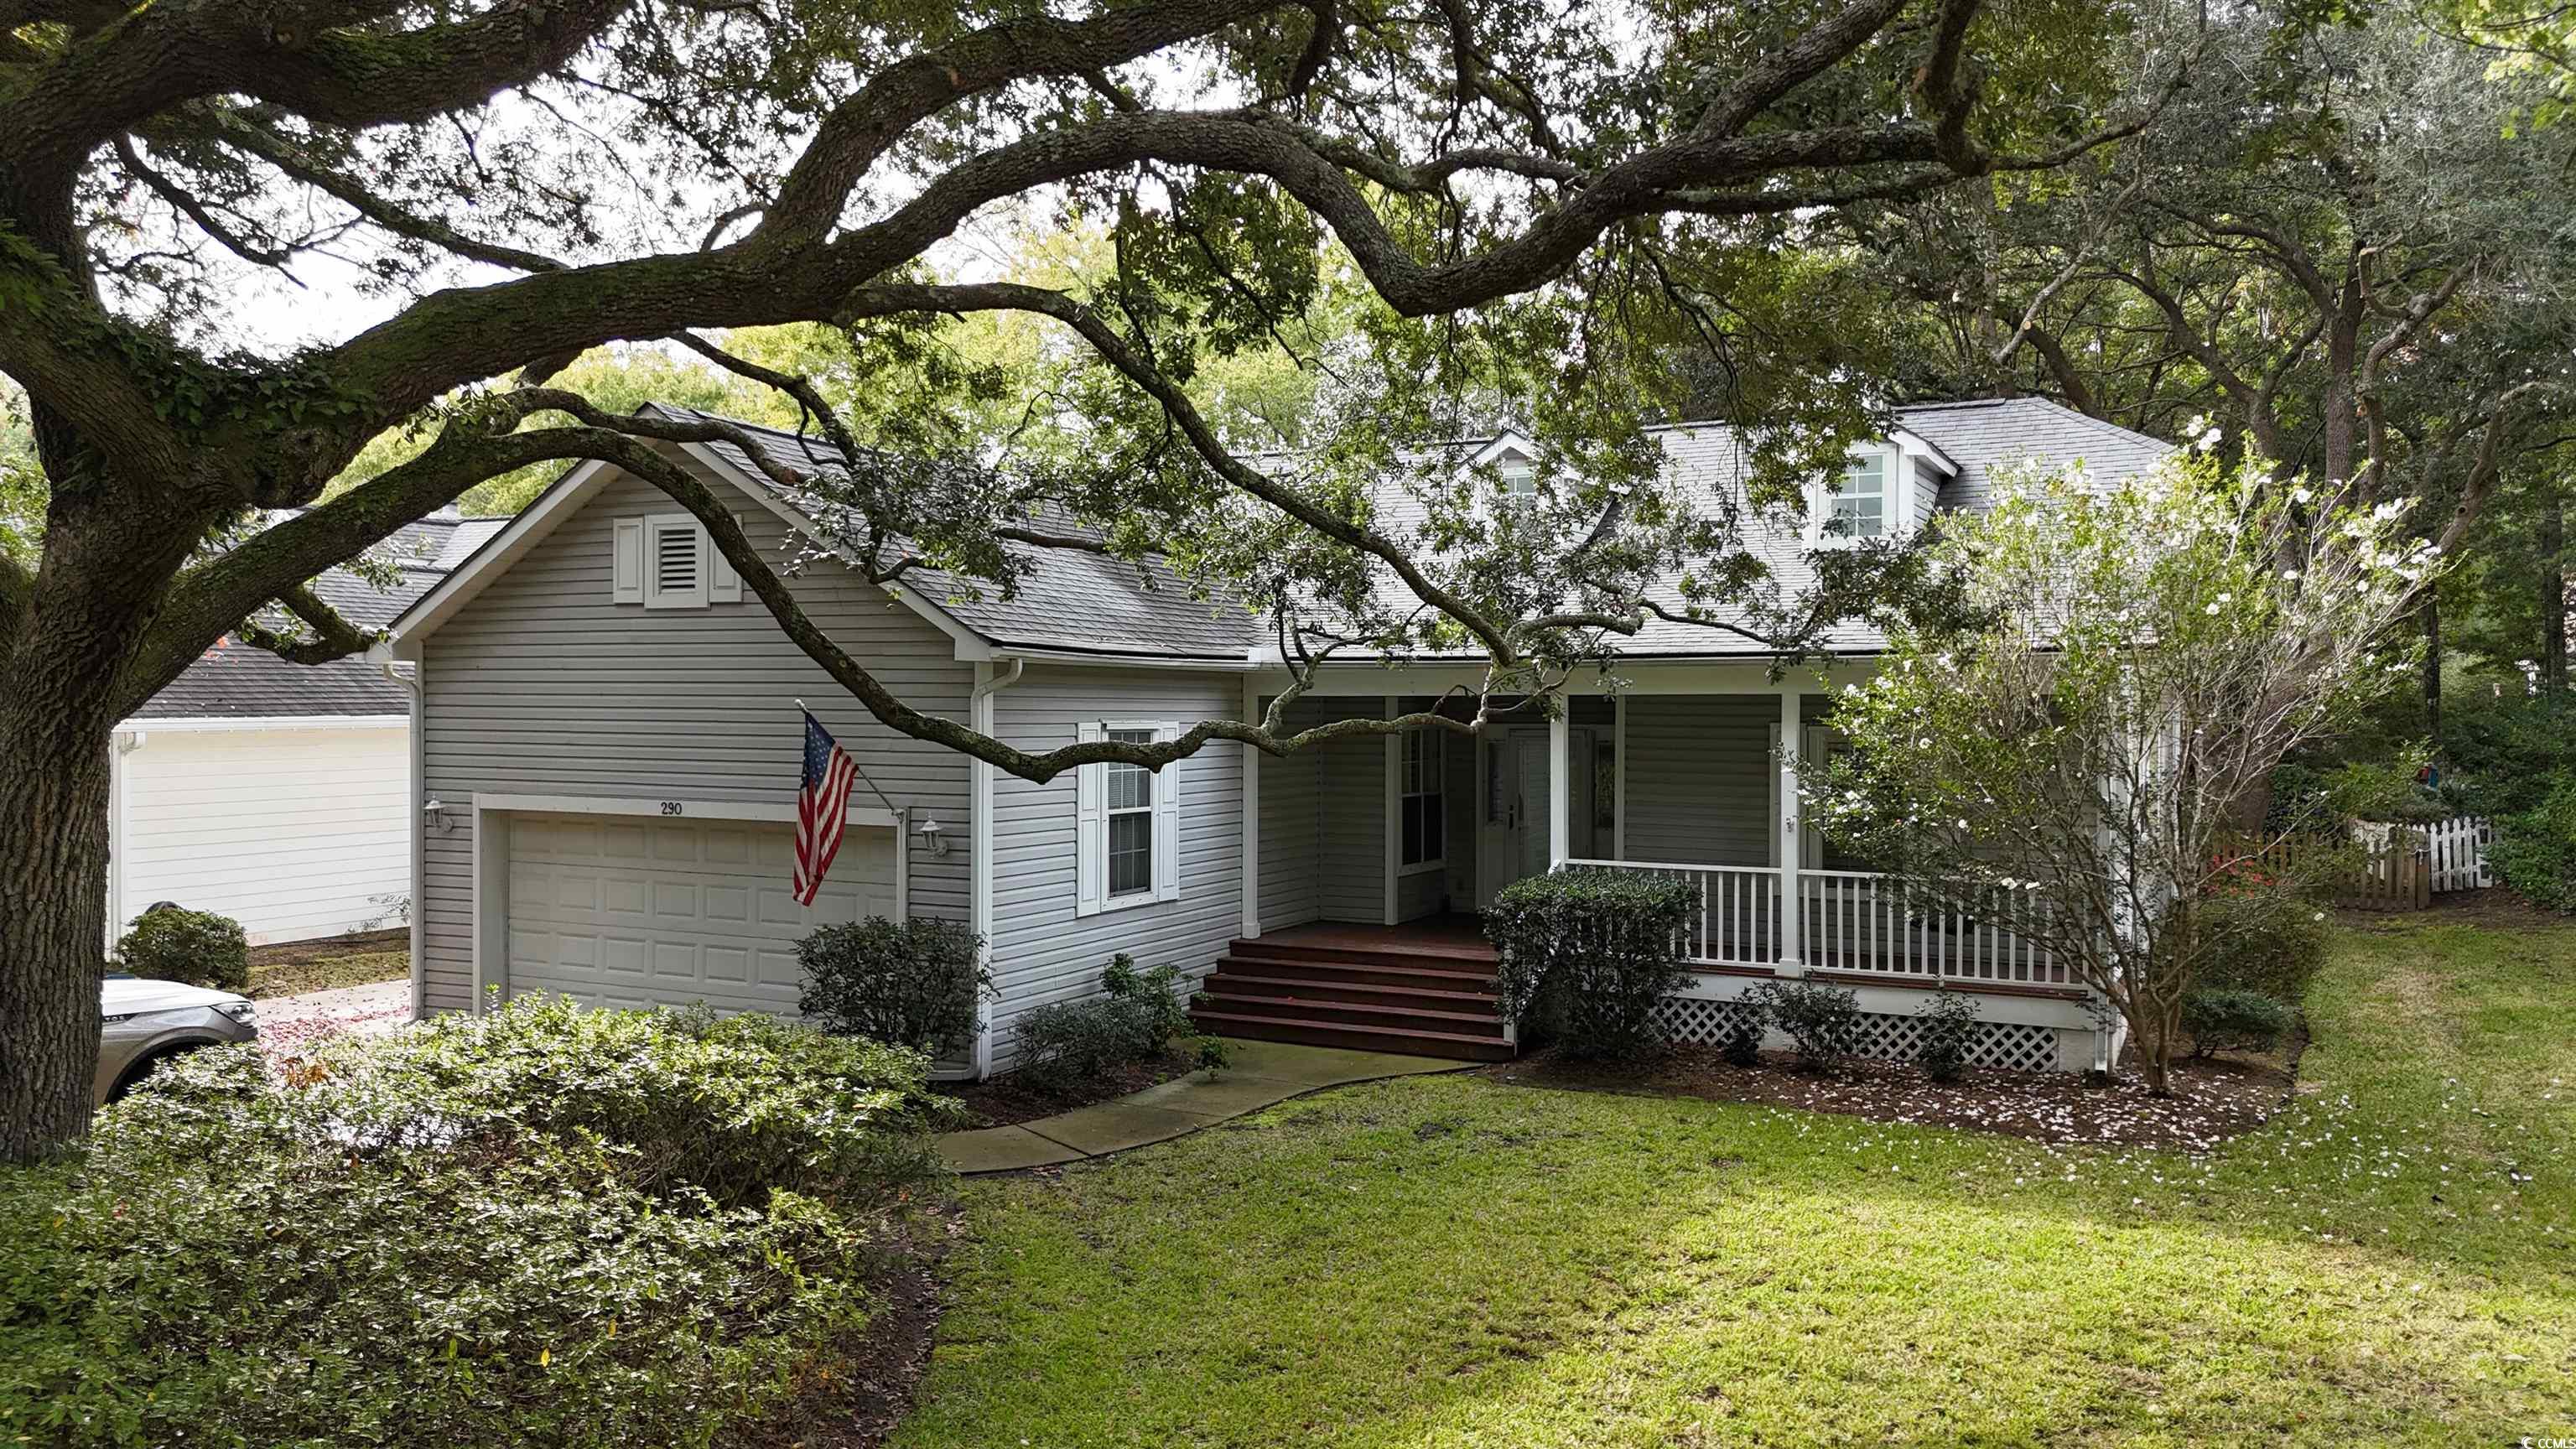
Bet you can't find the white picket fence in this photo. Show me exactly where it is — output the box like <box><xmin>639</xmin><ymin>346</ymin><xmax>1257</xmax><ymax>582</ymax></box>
<box><xmin>2427</xmin><ymin>815</ymin><xmax>2494</xmax><ymax>893</ymax></box>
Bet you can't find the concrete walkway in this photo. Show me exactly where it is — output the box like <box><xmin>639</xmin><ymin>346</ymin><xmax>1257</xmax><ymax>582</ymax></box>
<box><xmin>939</xmin><ymin>1039</ymin><xmax>1468</xmax><ymax>1174</ymax></box>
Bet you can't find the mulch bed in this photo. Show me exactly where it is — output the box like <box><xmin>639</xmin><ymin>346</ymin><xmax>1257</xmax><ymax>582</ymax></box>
<box><xmin>245</xmin><ymin>929</ymin><xmax>412</xmax><ymax>1000</ymax></box>
<box><xmin>1485</xmin><ymin>1034</ymin><xmax>2303</xmax><ymax>1152</ymax></box>
<box><xmin>723</xmin><ymin>1213</ymin><xmax>956</xmax><ymax>1449</ymax></box>
<box><xmin>931</xmin><ymin>1046</ymin><xmax>1200</xmax><ymax>1130</ymax></box>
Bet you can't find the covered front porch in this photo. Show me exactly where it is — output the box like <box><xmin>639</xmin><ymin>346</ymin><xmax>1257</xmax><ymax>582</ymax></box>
<box><xmin>1228</xmin><ymin>665</ymin><xmax>2107</xmax><ymax>1072</ymax></box>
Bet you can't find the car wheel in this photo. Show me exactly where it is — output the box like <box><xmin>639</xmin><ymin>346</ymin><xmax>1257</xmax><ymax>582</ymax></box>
<box><xmin>106</xmin><ymin>1043</ymin><xmax>202</xmax><ymax>1103</ymax></box>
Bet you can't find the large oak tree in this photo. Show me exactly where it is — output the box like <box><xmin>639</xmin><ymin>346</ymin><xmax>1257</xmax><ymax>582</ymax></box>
<box><xmin>0</xmin><ymin>0</ymin><xmax>2167</xmax><ymax>1156</ymax></box>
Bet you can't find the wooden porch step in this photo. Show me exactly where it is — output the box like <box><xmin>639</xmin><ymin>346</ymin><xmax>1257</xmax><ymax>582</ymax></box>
<box><xmin>1203</xmin><ymin>969</ymin><xmax>1500</xmax><ymax>1015</ymax></box>
<box><xmin>1187</xmin><ymin>1010</ymin><xmax>1515</xmax><ymax>1062</ymax></box>
<box><xmin>1192</xmin><ymin>988</ymin><xmax>1506</xmax><ymax>1039</ymax></box>
<box><xmin>1224</xmin><ymin>936</ymin><xmax>1498</xmax><ymax>971</ymax></box>
<box><xmin>1212</xmin><ymin>953</ymin><xmax>1500</xmax><ymax>995</ymax></box>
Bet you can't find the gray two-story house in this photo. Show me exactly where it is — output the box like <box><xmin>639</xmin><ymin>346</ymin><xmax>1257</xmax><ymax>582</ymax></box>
<box><xmin>379</xmin><ymin>397</ymin><xmax>2170</xmax><ymax>1078</ymax></box>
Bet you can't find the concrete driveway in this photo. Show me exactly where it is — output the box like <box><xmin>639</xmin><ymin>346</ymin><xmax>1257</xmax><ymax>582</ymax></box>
<box><xmin>256</xmin><ymin>979</ymin><xmax>413</xmax><ymax>1057</ymax></box>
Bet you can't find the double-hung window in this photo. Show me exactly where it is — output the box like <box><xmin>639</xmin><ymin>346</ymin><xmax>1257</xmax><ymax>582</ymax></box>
<box><xmin>1104</xmin><ymin>730</ymin><xmax>1156</xmax><ymax>899</ymax></box>
<box><xmin>1399</xmin><ymin>727</ymin><xmax>1445</xmax><ymax>870</ymax></box>
<box><xmin>1077</xmin><ymin>720</ymin><xmax>1180</xmax><ymax>915</ymax></box>
<box><xmin>1823</xmin><ymin>451</ymin><xmax>1893</xmax><ymax>541</ymax></box>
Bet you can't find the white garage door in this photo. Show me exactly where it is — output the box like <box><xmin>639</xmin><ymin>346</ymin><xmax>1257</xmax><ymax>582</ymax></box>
<box><xmin>502</xmin><ymin>812</ymin><xmax>895</xmax><ymax>1015</ymax></box>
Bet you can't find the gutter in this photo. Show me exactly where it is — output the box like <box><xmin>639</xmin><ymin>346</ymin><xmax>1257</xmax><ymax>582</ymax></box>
<box><xmin>374</xmin><ymin>647</ymin><xmax>427</xmax><ymax>1023</ymax></box>
<box><xmin>967</xmin><ymin>656</ymin><xmax>1026</xmax><ymax>1078</ymax></box>
<box><xmin>106</xmin><ymin>729</ymin><xmax>148</xmax><ymax>948</ymax></box>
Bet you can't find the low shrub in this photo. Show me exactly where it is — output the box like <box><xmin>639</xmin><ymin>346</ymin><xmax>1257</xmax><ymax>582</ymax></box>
<box><xmin>1916</xmin><ymin>989</ymin><xmax>1981</xmax><ymax>1083</ymax></box>
<box><xmin>2194</xmin><ymin>888</ymin><xmax>2331</xmax><ymax>1005</ymax></box>
<box><xmin>112</xmin><ymin>905</ymin><xmax>247</xmax><ymax>992</ymax></box>
<box><xmin>1719</xmin><ymin>1021</ymin><xmax>1763</xmax><ymax>1067</ymax></box>
<box><xmin>2182</xmin><ymin>989</ymin><xmax>2293</xmax><ymax>1059</ymax></box>
<box><xmin>1484</xmin><ymin>867</ymin><xmax>1694</xmax><ymax>1059</ymax></box>
<box><xmin>324</xmin><ymin>994</ymin><xmax>953</xmax><ymax>1207</ymax></box>
<box><xmin>797</xmin><ymin>915</ymin><xmax>992</xmax><ymax>1053</ymax></box>
<box><xmin>2490</xmin><ymin>772</ymin><xmax>2576</xmax><ymax>911</ymax></box>
<box><xmin>1189</xmin><ymin>1029</ymin><xmax>1233</xmax><ymax>1076</ymax></box>
<box><xmin>1747</xmin><ymin>978</ymin><xmax>1862</xmax><ymax>1074</ymax></box>
<box><xmin>0</xmin><ymin>996</ymin><xmax>947</xmax><ymax>1449</ymax></box>
<box><xmin>1014</xmin><ymin>955</ymin><xmax>1194</xmax><ymax>1092</ymax></box>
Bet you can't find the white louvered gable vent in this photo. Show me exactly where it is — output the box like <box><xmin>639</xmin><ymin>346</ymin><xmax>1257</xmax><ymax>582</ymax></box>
<box><xmin>640</xmin><ymin>512</ymin><xmax>709</xmax><ymax>610</ymax></box>
<box><xmin>656</xmin><ymin>523</ymin><xmax>700</xmax><ymax>590</ymax></box>
<box><xmin>615</xmin><ymin>512</ymin><xmax>745</xmax><ymax>608</ymax></box>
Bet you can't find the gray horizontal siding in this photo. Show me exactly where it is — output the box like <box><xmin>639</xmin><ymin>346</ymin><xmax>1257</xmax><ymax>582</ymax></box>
<box><xmin>985</xmin><ymin>665</ymin><xmax>1246</xmax><ymax>1074</ymax></box>
<box><xmin>1622</xmin><ymin>694</ymin><xmax>1776</xmax><ymax>868</ymax></box>
<box><xmin>1315</xmin><ymin>701</ymin><xmax>1387</xmax><ymax>922</ymax></box>
<box><xmin>418</xmin><ymin>463</ymin><xmax>974</xmax><ymax>1014</ymax></box>
<box><xmin>1256</xmin><ymin>695</ymin><xmax>1325</xmax><ymax>932</ymax></box>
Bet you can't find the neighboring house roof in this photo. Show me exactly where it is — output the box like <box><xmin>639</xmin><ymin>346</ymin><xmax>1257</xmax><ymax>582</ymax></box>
<box><xmin>389</xmin><ymin>397</ymin><xmax>2173</xmax><ymax>669</ymax></box>
<box><xmin>129</xmin><ymin>511</ymin><xmax>503</xmax><ymax>721</ymax></box>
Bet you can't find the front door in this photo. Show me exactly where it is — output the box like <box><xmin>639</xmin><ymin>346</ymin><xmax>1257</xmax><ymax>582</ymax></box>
<box><xmin>1478</xmin><ymin>727</ymin><xmax>1557</xmax><ymax>906</ymax></box>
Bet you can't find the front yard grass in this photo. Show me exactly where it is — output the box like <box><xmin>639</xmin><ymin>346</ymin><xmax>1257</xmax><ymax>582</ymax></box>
<box><xmin>896</xmin><ymin>915</ymin><xmax>2576</xmax><ymax>1446</ymax></box>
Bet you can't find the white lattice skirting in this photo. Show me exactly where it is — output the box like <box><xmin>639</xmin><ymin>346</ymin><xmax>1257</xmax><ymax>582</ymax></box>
<box><xmin>1651</xmin><ymin>995</ymin><xmax>2066</xmax><ymax>1073</ymax></box>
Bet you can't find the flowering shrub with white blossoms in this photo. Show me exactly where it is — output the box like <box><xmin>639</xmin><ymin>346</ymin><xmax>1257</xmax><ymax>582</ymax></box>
<box><xmin>1805</xmin><ymin>449</ymin><xmax>2434</xmax><ymax>1093</ymax></box>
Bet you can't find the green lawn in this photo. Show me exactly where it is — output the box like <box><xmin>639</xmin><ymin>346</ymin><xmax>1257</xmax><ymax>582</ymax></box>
<box><xmin>896</xmin><ymin>917</ymin><xmax>2576</xmax><ymax>1446</ymax></box>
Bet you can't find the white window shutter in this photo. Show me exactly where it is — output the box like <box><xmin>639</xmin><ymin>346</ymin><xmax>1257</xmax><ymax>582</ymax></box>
<box><xmin>709</xmin><ymin>516</ymin><xmax>741</xmax><ymax>603</ymax></box>
<box><xmin>1075</xmin><ymin>721</ymin><xmax>1105</xmax><ymax>917</ymax></box>
<box><xmin>611</xmin><ymin>517</ymin><xmax>643</xmax><ymax>604</ymax></box>
<box><xmin>1154</xmin><ymin>721</ymin><xmax>1181</xmax><ymax>902</ymax></box>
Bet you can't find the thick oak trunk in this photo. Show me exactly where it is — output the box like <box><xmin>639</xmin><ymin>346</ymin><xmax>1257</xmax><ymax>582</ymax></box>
<box><xmin>0</xmin><ymin>486</ymin><xmax>201</xmax><ymax>1161</ymax></box>
<box><xmin>0</xmin><ymin>685</ymin><xmax>115</xmax><ymax>1161</ymax></box>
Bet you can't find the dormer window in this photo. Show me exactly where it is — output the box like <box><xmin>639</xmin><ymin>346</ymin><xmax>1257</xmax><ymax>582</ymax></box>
<box><xmin>1495</xmin><ymin>449</ymin><xmax>1538</xmax><ymax>498</ymax></box>
<box><xmin>1826</xmin><ymin>451</ymin><xmax>1893</xmax><ymax>539</ymax></box>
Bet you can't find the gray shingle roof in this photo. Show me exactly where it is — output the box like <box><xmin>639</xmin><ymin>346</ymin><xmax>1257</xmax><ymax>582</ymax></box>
<box><xmin>651</xmin><ymin>406</ymin><xmax>1265</xmax><ymax>660</ymax></box>
<box><xmin>648</xmin><ymin>397</ymin><xmax>2168</xmax><ymax>664</ymax></box>
<box><xmin>130</xmin><ymin>513</ymin><xmax>502</xmax><ymax>720</ymax></box>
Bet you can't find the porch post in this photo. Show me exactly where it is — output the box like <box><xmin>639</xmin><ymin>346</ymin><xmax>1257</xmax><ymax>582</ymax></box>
<box><xmin>1548</xmin><ymin>707</ymin><xmax>1571</xmax><ymax>867</ymax></box>
<box><xmin>1382</xmin><ymin>694</ymin><xmax>1400</xmax><ymax>926</ymax></box>
<box><xmin>1611</xmin><ymin>694</ymin><xmax>1628</xmax><ymax>860</ymax></box>
<box><xmin>1778</xmin><ymin>688</ymin><xmax>1802</xmax><ymax>972</ymax></box>
<box><xmin>1239</xmin><ymin>677</ymin><xmax>1260</xmax><ymax>940</ymax></box>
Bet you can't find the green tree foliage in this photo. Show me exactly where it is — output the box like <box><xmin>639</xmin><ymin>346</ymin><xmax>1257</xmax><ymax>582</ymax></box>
<box><xmin>1888</xmin><ymin>0</ymin><xmax>2576</xmax><ymax>562</ymax></box>
<box><xmin>1810</xmin><ymin>450</ymin><xmax>2428</xmax><ymax>1092</ymax></box>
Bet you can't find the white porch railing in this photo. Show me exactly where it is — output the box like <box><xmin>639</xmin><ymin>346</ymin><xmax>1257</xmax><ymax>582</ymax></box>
<box><xmin>1565</xmin><ymin>860</ymin><xmax>1781</xmax><ymax>966</ymax></box>
<box><xmin>1796</xmin><ymin>870</ymin><xmax>2064</xmax><ymax>986</ymax></box>
<box><xmin>1566</xmin><ymin>860</ymin><xmax>2067</xmax><ymax>988</ymax></box>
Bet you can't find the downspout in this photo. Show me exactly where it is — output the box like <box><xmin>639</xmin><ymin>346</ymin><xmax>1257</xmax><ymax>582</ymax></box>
<box><xmin>377</xmin><ymin>649</ymin><xmax>426</xmax><ymax>1021</ymax></box>
<box><xmin>968</xmin><ymin>657</ymin><xmax>1025</xmax><ymax>1078</ymax></box>
<box><xmin>106</xmin><ymin>727</ymin><xmax>147</xmax><ymax>951</ymax></box>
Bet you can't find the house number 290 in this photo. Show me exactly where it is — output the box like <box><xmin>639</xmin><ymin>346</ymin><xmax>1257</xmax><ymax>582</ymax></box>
<box><xmin>659</xmin><ymin>802</ymin><xmax>683</xmax><ymax>816</ymax></box>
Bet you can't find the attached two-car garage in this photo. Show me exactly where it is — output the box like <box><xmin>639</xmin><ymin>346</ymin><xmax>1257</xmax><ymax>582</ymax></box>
<box><xmin>493</xmin><ymin>808</ymin><xmax>896</xmax><ymax>1015</ymax></box>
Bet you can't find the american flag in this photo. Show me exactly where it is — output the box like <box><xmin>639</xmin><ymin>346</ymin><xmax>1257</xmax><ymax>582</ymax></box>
<box><xmin>793</xmin><ymin>711</ymin><xmax>859</xmax><ymax>906</ymax></box>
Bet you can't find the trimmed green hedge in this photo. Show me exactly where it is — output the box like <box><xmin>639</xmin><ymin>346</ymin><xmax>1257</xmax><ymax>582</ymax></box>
<box><xmin>797</xmin><ymin>915</ymin><xmax>991</xmax><ymax>1054</ymax></box>
<box><xmin>1485</xmin><ymin>868</ymin><xmax>1694</xmax><ymax>1059</ymax></box>
<box><xmin>112</xmin><ymin>906</ymin><xmax>247</xmax><ymax>992</ymax></box>
<box><xmin>0</xmin><ymin>996</ymin><xmax>951</xmax><ymax>1449</ymax></box>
